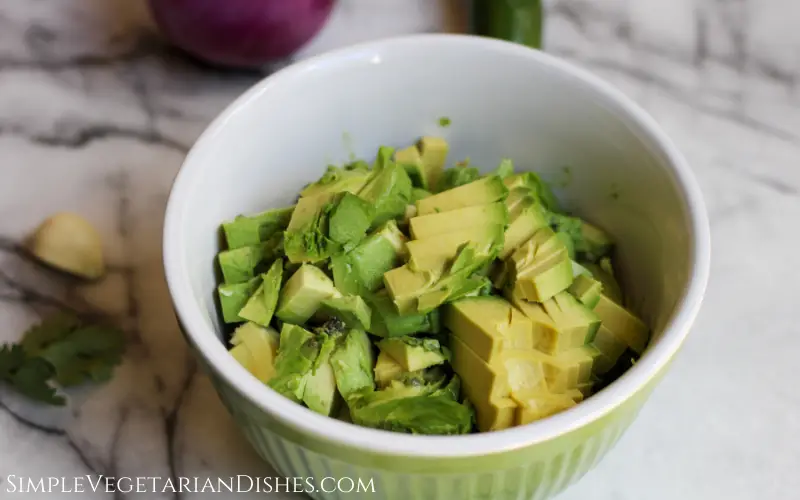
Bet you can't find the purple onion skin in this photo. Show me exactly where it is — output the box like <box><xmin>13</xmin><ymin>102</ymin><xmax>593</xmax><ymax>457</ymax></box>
<box><xmin>149</xmin><ymin>0</ymin><xmax>335</xmax><ymax>68</ymax></box>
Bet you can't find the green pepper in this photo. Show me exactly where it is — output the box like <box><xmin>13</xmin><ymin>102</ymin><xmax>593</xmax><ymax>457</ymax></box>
<box><xmin>472</xmin><ymin>0</ymin><xmax>544</xmax><ymax>49</ymax></box>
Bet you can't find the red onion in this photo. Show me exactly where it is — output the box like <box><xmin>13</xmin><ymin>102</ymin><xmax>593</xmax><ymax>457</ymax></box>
<box><xmin>149</xmin><ymin>0</ymin><xmax>335</xmax><ymax>68</ymax></box>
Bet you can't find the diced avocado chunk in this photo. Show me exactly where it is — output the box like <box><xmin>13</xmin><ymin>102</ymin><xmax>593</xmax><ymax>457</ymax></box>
<box><xmin>217</xmin><ymin>234</ymin><xmax>283</xmax><ymax>284</ymax></box>
<box><xmin>268</xmin><ymin>324</ymin><xmax>321</xmax><ymax>402</ymax></box>
<box><xmin>513</xmin><ymin>389</ymin><xmax>581</xmax><ymax>425</ymax></box>
<box><xmin>500</xmin><ymin>195</ymin><xmax>549</xmax><ymax>259</ymax></box>
<box><xmin>218</xmin><ymin>277</ymin><xmax>260</xmax><ymax>324</ymax></box>
<box><xmin>229</xmin><ymin>322</ymin><xmax>280</xmax><ymax>383</ymax></box>
<box><xmin>349</xmin><ymin>394</ymin><xmax>473</xmax><ymax>435</ymax></box>
<box><xmin>449</xmin><ymin>335</ymin><xmax>516</xmax><ymax>432</ymax></box>
<box><xmin>238</xmin><ymin>259</ymin><xmax>283</xmax><ymax>327</ymax></box>
<box><xmin>317</xmin><ymin>295</ymin><xmax>371</xmax><ymax>330</ymax></box>
<box><xmin>299</xmin><ymin>164</ymin><xmax>373</xmax><ymax>199</ymax></box>
<box><xmin>493</xmin><ymin>159</ymin><xmax>515</xmax><ymax>179</ymax></box>
<box><xmin>385</xmin><ymin>241</ymin><xmax>498</xmax><ymax>314</ymax></box>
<box><xmin>365</xmin><ymin>291</ymin><xmax>439</xmax><ymax>338</ymax></box>
<box><xmin>329</xmin><ymin>329</ymin><xmax>375</xmax><ymax>399</ymax></box>
<box><xmin>501</xmin><ymin>351</ymin><xmax>549</xmax><ymax>398</ymax></box>
<box><xmin>275</xmin><ymin>264</ymin><xmax>340</xmax><ymax>324</ymax></box>
<box><xmin>590</xmin><ymin>325</ymin><xmax>629</xmax><ymax>375</ymax></box>
<box><xmin>509</xmin><ymin>227</ymin><xmax>574</xmax><ymax>302</ymax></box>
<box><xmin>417</xmin><ymin>136</ymin><xmax>449</xmax><ymax>192</ymax></box>
<box><xmin>331</xmin><ymin>220</ymin><xmax>407</xmax><ymax>296</ymax></box>
<box><xmin>409</xmin><ymin>202</ymin><xmax>508</xmax><ymax>240</ymax></box>
<box><xmin>568</xmin><ymin>274</ymin><xmax>603</xmax><ymax>309</ymax></box>
<box><xmin>593</xmin><ymin>294</ymin><xmax>649</xmax><ymax>354</ymax></box>
<box><xmin>581</xmin><ymin>257</ymin><xmax>624</xmax><ymax>304</ymax></box>
<box><xmin>410</xmin><ymin>188</ymin><xmax>432</xmax><ymax>203</ymax></box>
<box><xmin>302</xmin><ymin>347</ymin><xmax>341</xmax><ymax>416</ymax></box>
<box><xmin>222</xmin><ymin>206</ymin><xmax>294</xmax><ymax>250</ymax></box>
<box><xmin>407</xmin><ymin>224</ymin><xmax>505</xmax><ymax>272</ymax></box>
<box><xmin>431</xmin><ymin>373</ymin><xmax>462</xmax><ymax>401</ymax></box>
<box><xmin>504</xmin><ymin>172</ymin><xmax>560</xmax><ymax>212</ymax></box>
<box><xmin>542</xmin><ymin>291</ymin><xmax>601</xmax><ymax>346</ymax></box>
<box><xmin>507</xmin><ymin>289</ymin><xmax>591</xmax><ymax>355</ymax></box>
<box><xmin>548</xmin><ymin>214</ymin><xmax>614</xmax><ymax>263</ymax></box>
<box><xmin>357</xmin><ymin>147</ymin><xmax>413</xmax><ymax>226</ymax></box>
<box><xmin>377</xmin><ymin>336</ymin><xmax>448</xmax><ymax>372</ymax></box>
<box><xmin>283</xmin><ymin>193</ymin><xmax>340</xmax><ymax>263</ymax></box>
<box><xmin>395</xmin><ymin>144</ymin><xmax>426</xmax><ymax>189</ymax></box>
<box><xmin>374</xmin><ymin>350</ymin><xmax>405</xmax><ymax>388</ymax></box>
<box><xmin>416</xmin><ymin>175</ymin><xmax>508</xmax><ymax>216</ymax></box>
<box><xmin>327</xmin><ymin>192</ymin><xmax>373</xmax><ymax>246</ymax></box>
<box><xmin>439</xmin><ymin>165</ymin><xmax>481</xmax><ymax>191</ymax></box>
<box><xmin>528</xmin><ymin>345</ymin><xmax>599</xmax><ymax>393</ymax></box>
<box><xmin>443</xmin><ymin>296</ymin><xmax>534</xmax><ymax>364</ymax></box>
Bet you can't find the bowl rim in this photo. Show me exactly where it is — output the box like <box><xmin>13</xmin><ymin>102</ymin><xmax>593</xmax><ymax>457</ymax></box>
<box><xmin>163</xmin><ymin>33</ymin><xmax>711</xmax><ymax>458</ymax></box>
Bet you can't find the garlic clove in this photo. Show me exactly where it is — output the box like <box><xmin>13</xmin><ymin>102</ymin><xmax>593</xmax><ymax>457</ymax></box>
<box><xmin>30</xmin><ymin>212</ymin><xmax>105</xmax><ymax>279</ymax></box>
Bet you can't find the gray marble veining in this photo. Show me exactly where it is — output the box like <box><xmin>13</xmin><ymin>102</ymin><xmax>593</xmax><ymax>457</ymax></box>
<box><xmin>0</xmin><ymin>0</ymin><xmax>798</xmax><ymax>499</ymax></box>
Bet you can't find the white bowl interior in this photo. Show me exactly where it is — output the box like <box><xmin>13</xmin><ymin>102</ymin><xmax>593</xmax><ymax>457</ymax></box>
<box><xmin>164</xmin><ymin>35</ymin><xmax>706</xmax><ymax>455</ymax></box>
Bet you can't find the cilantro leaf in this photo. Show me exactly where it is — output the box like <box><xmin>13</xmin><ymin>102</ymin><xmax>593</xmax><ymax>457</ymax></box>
<box><xmin>0</xmin><ymin>344</ymin><xmax>65</xmax><ymax>405</ymax></box>
<box><xmin>20</xmin><ymin>312</ymin><xmax>81</xmax><ymax>353</ymax></box>
<box><xmin>38</xmin><ymin>325</ymin><xmax>125</xmax><ymax>387</ymax></box>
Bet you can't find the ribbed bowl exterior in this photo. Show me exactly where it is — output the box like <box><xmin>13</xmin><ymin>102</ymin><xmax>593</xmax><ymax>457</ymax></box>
<box><xmin>204</xmin><ymin>357</ymin><xmax>663</xmax><ymax>500</ymax></box>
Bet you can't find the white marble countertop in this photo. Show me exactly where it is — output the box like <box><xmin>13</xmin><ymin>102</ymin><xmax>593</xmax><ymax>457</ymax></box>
<box><xmin>1</xmin><ymin>0</ymin><xmax>798</xmax><ymax>498</ymax></box>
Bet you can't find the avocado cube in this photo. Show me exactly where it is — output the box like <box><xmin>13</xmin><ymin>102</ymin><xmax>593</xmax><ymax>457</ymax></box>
<box><xmin>449</xmin><ymin>335</ymin><xmax>516</xmax><ymax>432</ymax></box>
<box><xmin>357</xmin><ymin>151</ymin><xmax>413</xmax><ymax>226</ymax></box>
<box><xmin>238</xmin><ymin>260</ymin><xmax>283</xmax><ymax>327</ymax></box>
<box><xmin>275</xmin><ymin>264</ymin><xmax>340</xmax><ymax>325</ymax></box>
<box><xmin>267</xmin><ymin>324</ymin><xmax>321</xmax><ymax>402</ymax></box>
<box><xmin>217</xmin><ymin>277</ymin><xmax>261</xmax><ymax>324</ymax></box>
<box><xmin>349</xmin><ymin>394</ymin><xmax>473</xmax><ymax>435</ymax></box>
<box><xmin>374</xmin><ymin>351</ymin><xmax>405</xmax><ymax>388</ymax></box>
<box><xmin>328</xmin><ymin>192</ymin><xmax>373</xmax><ymax>246</ymax></box>
<box><xmin>577</xmin><ymin>221</ymin><xmax>614</xmax><ymax>262</ymax></box>
<box><xmin>593</xmin><ymin>294</ymin><xmax>649</xmax><ymax>354</ymax></box>
<box><xmin>535</xmin><ymin>345</ymin><xmax>599</xmax><ymax>393</ymax></box>
<box><xmin>513</xmin><ymin>389</ymin><xmax>581</xmax><ymax>425</ymax></box>
<box><xmin>316</xmin><ymin>295</ymin><xmax>372</xmax><ymax>330</ymax></box>
<box><xmin>581</xmin><ymin>259</ymin><xmax>624</xmax><ymax>304</ymax></box>
<box><xmin>501</xmin><ymin>351</ymin><xmax>549</xmax><ymax>398</ymax></box>
<box><xmin>365</xmin><ymin>291</ymin><xmax>437</xmax><ymax>338</ymax></box>
<box><xmin>542</xmin><ymin>291</ymin><xmax>601</xmax><ymax>344</ymax></box>
<box><xmin>410</xmin><ymin>188</ymin><xmax>432</xmax><ymax>203</ymax></box>
<box><xmin>299</xmin><ymin>164</ymin><xmax>373</xmax><ymax>200</ymax></box>
<box><xmin>418</xmin><ymin>136</ymin><xmax>449</xmax><ymax>191</ymax></box>
<box><xmin>589</xmin><ymin>325</ymin><xmax>628</xmax><ymax>375</ymax></box>
<box><xmin>443</xmin><ymin>296</ymin><xmax>534</xmax><ymax>364</ymax></box>
<box><xmin>439</xmin><ymin>166</ymin><xmax>481</xmax><ymax>191</ymax></box>
<box><xmin>229</xmin><ymin>322</ymin><xmax>280</xmax><ymax>383</ymax></box>
<box><xmin>302</xmin><ymin>351</ymin><xmax>341</xmax><ymax>417</ymax></box>
<box><xmin>416</xmin><ymin>175</ymin><xmax>508</xmax><ymax>216</ymax></box>
<box><xmin>568</xmin><ymin>274</ymin><xmax>603</xmax><ymax>309</ymax></box>
<box><xmin>221</xmin><ymin>206</ymin><xmax>294</xmax><ymax>250</ymax></box>
<box><xmin>395</xmin><ymin>144</ymin><xmax>427</xmax><ymax>189</ymax></box>
<box><xmin>382</xmin><ymin>265</ymin><xmax>436</xmax><ymax>314</ymax></box>
<box><xmin>331</xmin><ymin>220</ymin><xmax>407</xmax><ymax>296</ymax></box>
<box><xmin>500</xmin><ymin>196</ymin><xmax>549</xmax><ymax>259</ymax></box>
<box><xmin>510</xmin><ymin>227</ymin><xmax>574</xmax><ymax>302</ymax></box>
<box><xmin>507</xmin><ymin>290</ymin><xmax>587</xmax><ymax>355</ymax></box>
<box><xmin>503</xmin><ymin>171</ymin><xmax>560</xmax><ymax>212</ymax></box>
<box><xmin>217</xmin><ymin>234</ymin><xmax>282</xmax><ymax>284</ymax></box>
<box><xmin>407</xmin><ymin>224</ymin><xmax>504</xmax><ymax>271</ymax></box>
<box><xmin>408</xmin><ymin>202</ymin><xmax>508</xmax><ymax>240</ymax></box>
<box><xmin>329</xmin><ymin>329</ymin><xmax>375</xmax><ymax>399</ymax></box>
<box><xmin>377</xmin><ymin>337</ymin><xmax>447</xmax><ymax>372</ymax></box>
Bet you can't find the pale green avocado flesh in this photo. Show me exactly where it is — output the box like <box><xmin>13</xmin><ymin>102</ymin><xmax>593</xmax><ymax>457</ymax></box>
<box><xmin>214</xmin><ymin>137</ymin><xmax>649</xmax><ymax>435</ymax></box>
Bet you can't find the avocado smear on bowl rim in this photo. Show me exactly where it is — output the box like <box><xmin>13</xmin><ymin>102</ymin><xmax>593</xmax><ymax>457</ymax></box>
<box><xmin>214</xmin><ymin>137</ymin><xmax>650</xmax><ymax>435</ymax></box>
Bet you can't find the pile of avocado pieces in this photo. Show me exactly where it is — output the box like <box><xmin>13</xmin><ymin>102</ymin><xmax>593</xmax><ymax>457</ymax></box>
<box><xmin>216</xmin><ymin>137</ymin><xmax>649</xmax><ymax>435</ymax></box>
